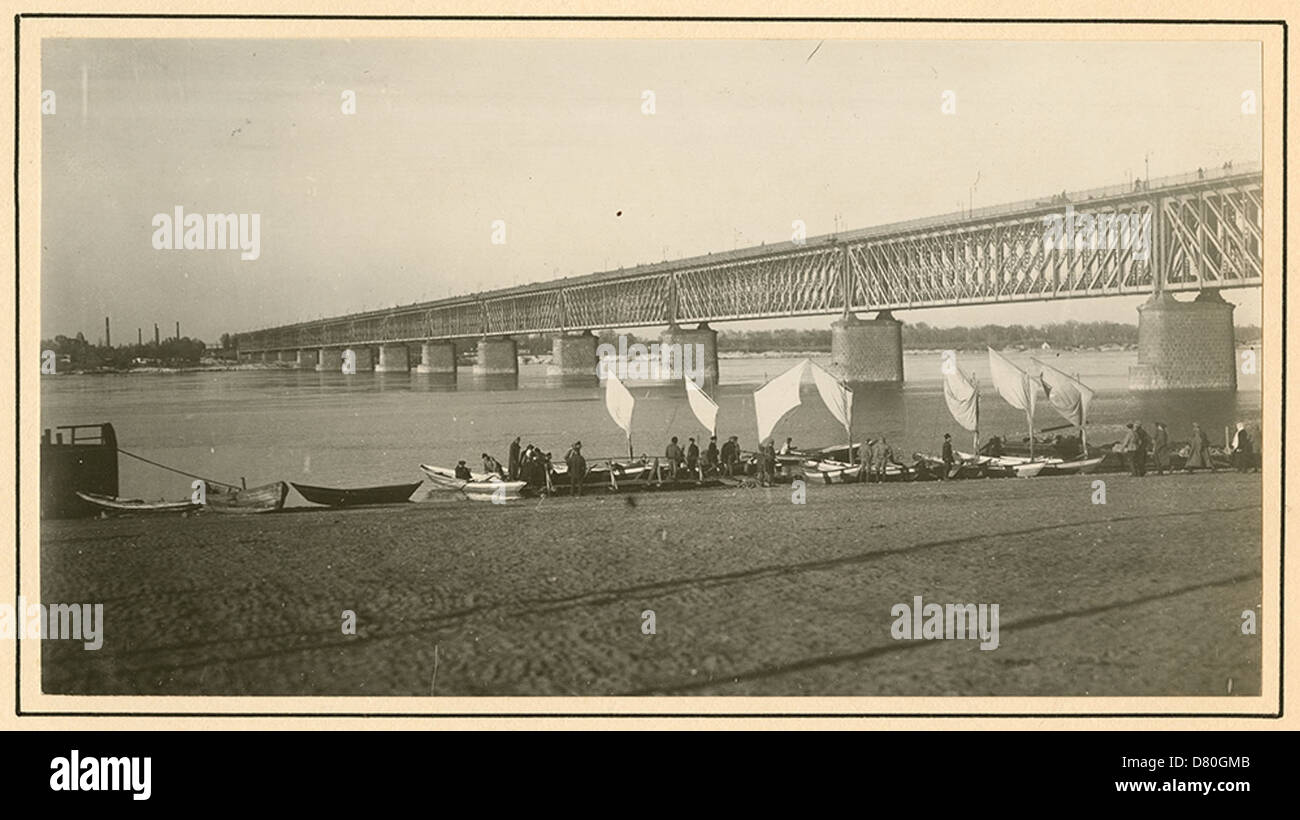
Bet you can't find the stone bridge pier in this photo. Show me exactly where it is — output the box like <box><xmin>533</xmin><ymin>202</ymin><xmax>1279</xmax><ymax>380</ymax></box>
<box><xmin>830</xmin><ymin>311</ymin><xmax>904</xmax><ymax>385</ymax></box>
<box><xmin>551</xmin><ymin>331</ymin><xmax>599</xmax><ymax>382</ymax></box>
<box><xmin>316</xmin><ymin>348</ymin><xmax>343</xmax><ymax>372</ymax></box>
<box><xmin>660</xmin><ymin>322</ymin><xmax>719</xmax><ymax>389</ymax></box>
<box><xmin>376</xmin><ymin>344</ymin><xmax>410</xmax><ymax>373</ymax></box>
<box><xmin>1129</xmin><ymin>290</ymin><xmax>1237</xmax><ymax>391</ymax></box>
<box><xmin>416</xmin><ymin>341</ymin><xmax>458</xmax><ymax>375</ymax></box>
<box><xmin>475</xmin><ymin>336</ymin><xmax>518</xmax><ymax>376</ymax></box>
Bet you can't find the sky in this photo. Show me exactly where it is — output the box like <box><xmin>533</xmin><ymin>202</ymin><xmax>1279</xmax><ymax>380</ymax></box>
<box><xmin>40</xmin><ymin>38</ymin><xmax>1262</xmax><ymax>344</ymax></box>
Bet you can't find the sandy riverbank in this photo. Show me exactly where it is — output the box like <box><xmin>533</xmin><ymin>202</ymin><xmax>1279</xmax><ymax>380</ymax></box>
<box><xmin>40</xmin><ymin>471</ymin><xmax>1261</xmax><ymax>697</ymax></box>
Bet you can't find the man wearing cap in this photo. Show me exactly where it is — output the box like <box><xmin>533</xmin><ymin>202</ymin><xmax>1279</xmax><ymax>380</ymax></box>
<box><xmin>564</xmin><ymin>441</ymin><xmax>587</xmax><ymax>496</ymax></box>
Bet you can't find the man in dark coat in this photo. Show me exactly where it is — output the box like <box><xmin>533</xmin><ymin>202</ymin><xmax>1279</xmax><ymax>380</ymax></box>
<box><xmin>686</xmin><ymin>437</ymin><xmax>700</xmax><ymax>474</ymax></box>
<box><xmin>760</xmin><ymin>439</ymin><xmax>777</xmax><ymax>486</ymax></box>
<box><xmin>507</xmin><ymin>437</ymin><xmax>522</xmax><ymax>480</ymax></box>
<box><xmin>1151</xmin><ymin>422</ymin><xmax>1171</xmax><ymax>475</ymax></box>
<box><xmin>1133</xmin><ymin>422</ymin><xmax>1150</xmax><ymax>477</ymax></box>
<box><xmin>1231</xmin><ymin>423</ymin><xmax>1254</xmax><ymax>472</ymax></box>
<box><xmin>564</xmin><ymin>441</ymin><xmax>587</xmax><ymax>496</ymax></box>
<box><xmin>704</xmin><ymin>436</ymin><xmax>720</xmax><ymax>476</ymax></box>
<box><xmin>720</xmin><ymin>436</ymin><xmax>739</xmax><ymax>477</ymax></box>
<box><xmin>941</xmin><ymin>433</ymin><xmax>955</xmax><ymax>480</ymax></box>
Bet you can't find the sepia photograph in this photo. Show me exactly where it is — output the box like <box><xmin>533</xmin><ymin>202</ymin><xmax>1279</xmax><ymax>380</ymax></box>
<box><xmin>22</xmin><ymin>18</ymin><xmax>1278</xmax><ymax>713</ymax></box>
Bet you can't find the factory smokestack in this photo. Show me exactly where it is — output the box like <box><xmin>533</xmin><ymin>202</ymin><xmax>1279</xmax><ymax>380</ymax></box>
<box><xmin>104</xmin><ymin>316</ymin><xmax>110</xmax><ymax>348</ymax></box>
<box><xmin>154</xmin><ymin>324</ymin><xmax>159</xmax><ymax>346</ymax></box>
<box><xmin>138</xmin><ymin>328</ymin><xmax>142</xmax><ymax>345</ymax></box>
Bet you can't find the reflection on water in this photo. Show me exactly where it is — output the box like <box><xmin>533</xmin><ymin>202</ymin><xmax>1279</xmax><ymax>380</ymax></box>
<box><xmin>40</xmin><ymin>350</ymin><xmax>1262</xmax><ymax>502</ymax></box>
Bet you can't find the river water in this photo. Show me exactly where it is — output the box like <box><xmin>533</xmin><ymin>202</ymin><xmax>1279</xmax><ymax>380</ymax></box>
<box><xmin>40</xmin><ymin>349</ymin><xmax>1263</xmax><ymax>503</ymax></box>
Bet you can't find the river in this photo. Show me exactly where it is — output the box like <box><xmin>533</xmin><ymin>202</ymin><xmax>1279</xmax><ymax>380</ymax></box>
<box><xmin>39</xmin><ymin>348</ymin><xmax>1263</xmax><ymax>503</ymax></box>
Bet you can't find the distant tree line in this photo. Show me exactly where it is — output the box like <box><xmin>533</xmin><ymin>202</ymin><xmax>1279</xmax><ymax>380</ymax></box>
<box><xmin>250</xmin><ymin>321</ymin><xmax>1263</xmax><ymax>360</ymax></box>
<box><xmin>41</xmin><ymin>332</ymin><xmax>209</xmax><ymax>370</ymax></box>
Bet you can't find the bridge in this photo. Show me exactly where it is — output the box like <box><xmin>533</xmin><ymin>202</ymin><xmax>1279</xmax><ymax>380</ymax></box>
<box><xmin>236</xmin><ymin>163</ymin><xmax>1263</xmax><ymax>391</ymax></box>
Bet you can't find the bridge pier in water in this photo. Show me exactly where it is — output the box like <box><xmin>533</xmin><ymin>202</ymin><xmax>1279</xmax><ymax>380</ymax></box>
<box><xmin>1129</xmin><ymin>290</ymin><xmax>1237</xmax><ymax>391</ymax></box>
<box><xmin>475</xmin><ymin>336</ymin><xmax>518</xmax><ymax>375</ymax></box>
<box><xmin>416</xmin><ymin>341</ymin><xmax>457</xmax><ymax>375</ymax></box>
<box><xmin>660</xmin><ymin>322</ymin><xmax>719</xmax><ymax>389</ymax></box>
<box><xmin>315</xmin><ymin>348</ymin><xmax>343</xmax><ymax>372</ymax></box>
<box><xmin>345</xmin><ymin>347</ymin><xmax>374</xmax><ymax>373</ymax></box>
<box><xmin>830</xmin><ymin>311</ymin><xmax>904</xmax><ymax>385</ymax></box>
<box><xmin>376</xmin><ymin>344</ymin><xmax>410</xmax><ymax>373</ymax></box>
<box><xmin>551</xmin><ymin>331</ymin><xmax>598</xmax><ymax>383</ymax></box>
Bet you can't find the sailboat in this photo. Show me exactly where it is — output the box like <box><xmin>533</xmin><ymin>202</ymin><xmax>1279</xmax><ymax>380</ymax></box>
<box><xmin>1030</xmin><ymin>359</ymin><xmax>1106</xmax><ymax>475</ymax></box>
<box><xmin>929</xmin><ymin>364</ymin><xmax>1002</xmax><ymax>479</ymax></box>
<box><xmin>984</xmin><ymin>348</ymin><xmax>1049</xmax><ymax>477</ymax></box>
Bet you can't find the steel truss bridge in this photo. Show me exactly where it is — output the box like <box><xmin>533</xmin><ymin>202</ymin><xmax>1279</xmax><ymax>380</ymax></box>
<box><xmin>237</xmin><ymin>164</ymin><xmax>1263</xmax><ymax>353</ymax></box>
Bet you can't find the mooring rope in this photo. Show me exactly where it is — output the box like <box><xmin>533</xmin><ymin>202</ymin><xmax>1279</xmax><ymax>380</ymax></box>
<box><xmin>115</xmin><ymin>448</ymin><xmax>242</xmax><ymax>490</ymax></box>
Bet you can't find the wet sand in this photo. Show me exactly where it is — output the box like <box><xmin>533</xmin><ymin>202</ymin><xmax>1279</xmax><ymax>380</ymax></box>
<box><xmin>40</xmin><ymin>472</ymin><xmax>1262</xmax><ymax>697</ymax></box>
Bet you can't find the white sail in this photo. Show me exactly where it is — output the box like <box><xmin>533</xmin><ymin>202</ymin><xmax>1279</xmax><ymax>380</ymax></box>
<box><xmin>1032</xmin><ymin>358</ymin><xmax>1094</xmax><ymax>428</ymax></box>
<box><xmin>988</xmin><ymin>347</ymin><xmax>1039</xmax><ymax>456</ymax></box>
<box><xmin>943</xmin><ymin>368</ymin><xmax>979</xmax><ymax>433</ymax></box>
<box><xmin>987</xmin><ymin>347</ymin><xmax>1037</xmax><ymax>416</ymax></box>
<box><xmin>808</xmin><ymin>361</ymin><xmax>853</xmax><ymax>431</ymax></box>
<box><xmin>684</xmin><ymin>378</ymin><xmax>719</xmax><ymax>435</ymax></box>
<box><xmin>753</xmin><ymin>360</ymin><xmax>808</xmax><ymax>443</ymax></box>
<box><xmin>604</xmin><ymin>371</ymin><xmax>636</xmax><ymax>437</ymax></box>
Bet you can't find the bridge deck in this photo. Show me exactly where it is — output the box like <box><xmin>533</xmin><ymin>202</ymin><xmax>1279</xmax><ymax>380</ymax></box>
<box><xmin>238</xmin><ymin>164</ymin><xmax>1262</xmax><ymax>352</ymax></box>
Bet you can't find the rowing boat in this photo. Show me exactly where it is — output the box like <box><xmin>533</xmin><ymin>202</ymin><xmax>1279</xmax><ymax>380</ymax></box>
<box><xmin>205</xmin><ymin>481</ymin><xmax>289</xmax><ymax>514</ymax></box>
<box><xmin>75</xmin><ymin>491</ymin><xmax>200</xmax><ymax>515</ymax></box>
<box><xmin>419</xmin><ymin>465</ymin><xmax>528</xmax><ymax>501</ymax></box>
<box><xmin>291</xmin><ymin>481</ymin><xmax>423</xmax><ymax>507</ymax></box>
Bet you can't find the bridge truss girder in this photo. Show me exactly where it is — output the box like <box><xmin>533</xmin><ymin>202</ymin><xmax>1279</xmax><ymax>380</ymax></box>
<box><xmin>236</xmin><ymin>173</ymin><xmax>1263</xmax><ymax>352</ymax></box>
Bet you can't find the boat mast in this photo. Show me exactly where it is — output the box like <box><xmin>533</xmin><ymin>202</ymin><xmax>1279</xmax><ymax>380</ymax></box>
<box><xmin>972</xmin><ymin>371</ymin><xmax>980</xmax><ymax>455</ymax></box>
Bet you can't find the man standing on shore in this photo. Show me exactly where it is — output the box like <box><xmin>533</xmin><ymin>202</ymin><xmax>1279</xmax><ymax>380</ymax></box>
<box><xmin>761</xmin><ymin>439</ymin><xmax>777</xmax><ymax>486</ymax></box>
<box><xmin>1151</xmin><ymin>422</ymin><xmax>1171</xmax><ymax>475</ymax></box>
<box><xmin>1121</xmin><ymin>423</ymin><xmax>1138</xmax><ymax>475</ymax></box>
<box><xmin>1231</xmin><ymin>422</ymin><xmax>1254</xmax><ymax>472</ymax></box>
<box><xmin>686</xmin><ymin>437</ymin><xmax>700</xmax><ymax>475</ymax></box>
<box><xmin>1133</xmin><ymin>422</ymin><xmax>1150</xmax><ymax>477</ymax></box>
<box><xmin>859</xmin><ymin>439</ymin><xmax>873</xmax><ymax>483</ymax></box>
<box><xmin>508</xmin><ymin>437</ymin><xmax>522</xmax><ymax>481</ymax></box>
<box><xmin>564</xmin><ymin>441</ymin><xmax>587</xmax><ymax>496</ymax></box>
<box><xmin>871</xmin><ymin>436</ymin><xmax>895</xmax><ymax>483</ymax></box>
<box><xmin>705</xmin><ymin>436</ymin><xmax>720</xmax><ymax>476</ymax></box>
<box><xmin>721</xmin><ymin>435</ymin><xmax>739</xmax><ymax>477</ymax></box>
<box><xmin>941</xmin><ymin>433</ymin><xmax>955</xmax><ymax>480</ymax></box>
<box><xmin>665</xmin><ymin>436</ymin><xmax>683</xmax><ymax>480</ymax></box>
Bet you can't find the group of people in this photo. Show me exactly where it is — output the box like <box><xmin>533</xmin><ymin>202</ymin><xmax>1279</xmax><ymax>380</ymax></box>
<box><xmin>1118</xmin><ymin>421</ymin><xmax>1256</xmax><ymax>476</ymax></box>
<box><xmin>663</xmin><ymin>434</ymin><xmax>747</xmax><ymax>480</ymax></box>
<box><xmin>461</xmin><ymin>419</ymin><xmax>1258</xmax><ymax>496</ymax></box>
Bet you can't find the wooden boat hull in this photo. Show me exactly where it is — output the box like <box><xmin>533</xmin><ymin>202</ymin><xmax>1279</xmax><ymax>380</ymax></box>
<box><xmin>206</xmin><ymin>481</ymin><xmax>289</xmax><ymax>514</ymax></box>
<box><xmin>419</xmin><ymin>465</ymin><xmax>529</xmax><ymax>500</ymax></box>
<box><xmin>75</xmin><ymin>491</ymin><xmax>200</xmax><ymax>514</ymax></box>
<box><xmin>1036</xmin><ymin>456</ymin><xmax>1106</xmax><ymax>477</ymax></box>
<box><xmin>291</xmin><ymin>481</ymin><xmax>422</xmax><ymax>507</ymax></box>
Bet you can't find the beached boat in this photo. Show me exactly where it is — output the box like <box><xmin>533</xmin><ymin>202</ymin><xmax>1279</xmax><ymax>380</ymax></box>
<box><xmin>1036</xmin><ymin>456</ymin><xmax>1106</xmax><ymax>476</ymax></box>
<box><xmin>205</xmin><ymin>481</ymin><xmax>289</xmax><ymax>514</ymax></box>
<box><xmin>75</xmin><ymin>491</ymin><xmax>200</xmax><ymax>515</ymax></box>
<box><xmin>291</xmin><ymin>481</ymin><xmax>423</xmax><ymax>507</ymax></box>
<box><xmin>419</xmin><ymin>465</ymin><xmax>528</xmax><ymax>501</ymax></box>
